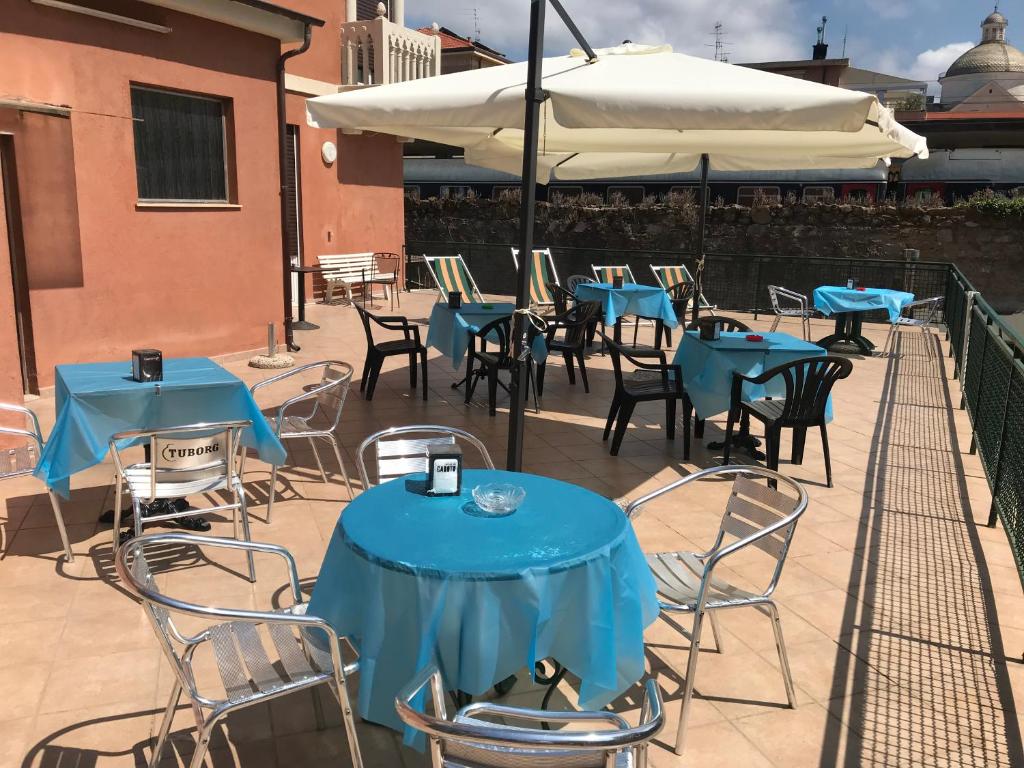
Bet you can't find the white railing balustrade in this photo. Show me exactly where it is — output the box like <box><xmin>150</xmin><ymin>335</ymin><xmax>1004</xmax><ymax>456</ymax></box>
<box><xmin>340</xmin><ymin>15</ymin><xmax>441</xmax><ymax>87</ymax></box>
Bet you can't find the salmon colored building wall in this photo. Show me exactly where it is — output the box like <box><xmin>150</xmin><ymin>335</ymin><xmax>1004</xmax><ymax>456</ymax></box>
<box><xmin>0</xmin><ymin>0</ymin><xmax>405</xmax><ymax>401</ymax></box>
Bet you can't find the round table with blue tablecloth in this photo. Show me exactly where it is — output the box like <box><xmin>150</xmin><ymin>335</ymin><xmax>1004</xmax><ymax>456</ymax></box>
<box><xmin>813</xmin><ymin>285</ymin><xmax>914</xmax><ymax>354</ymax></box>
<box><xmin>307</xmin><ymin>468</ymin><xmax>659</xmax><ymax>745</ymax></box>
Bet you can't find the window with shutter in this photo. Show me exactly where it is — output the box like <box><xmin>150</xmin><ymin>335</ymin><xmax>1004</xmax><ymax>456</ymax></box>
<box><xmin>131</xmin><ymin>86</ymin><xmax>230</xmax><ymax>202</ymax></box>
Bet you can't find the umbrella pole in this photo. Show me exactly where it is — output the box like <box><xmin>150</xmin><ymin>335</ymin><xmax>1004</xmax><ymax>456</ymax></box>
<box><xmin>506</xmin><ymin>0</ymin><xmax>547</xmax><ymax>472</ymax></box>
<box><xmin>692</xmin><ymin>153</ymin><xmax>710</xmax><ymax>327</ymax></box>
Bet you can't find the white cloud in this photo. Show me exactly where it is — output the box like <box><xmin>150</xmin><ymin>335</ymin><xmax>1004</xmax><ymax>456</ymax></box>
<box><xmin>407</xmin><ymin>0</ymin><xmax>805</xmax><ymax>64</ymax></box>
<box><xmin>907</xmin><ymin>41</ymin><xmax>975</xmax><ymax>83</ymax></box>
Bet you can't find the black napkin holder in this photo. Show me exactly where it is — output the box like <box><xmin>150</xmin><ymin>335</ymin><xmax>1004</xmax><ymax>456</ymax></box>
<box><xmin>448</xmin><ymin>291</ymin><xmax>463</xmax><ymax>309</ymax></box>
<box><xmin>426</xmin><ymin>443</ymin><xmax>462</xmax><ymax>496</ymax></box>
<box><xmin>132</xmin><ymin>349</ymin><xmax>163</xmax><ymax>382</ymax></box>
<box><xmin>612</xmin><ymin>275</ymin><xmax>624</xmax><ymax>289</ymax></box>
<box><xmin>699</xmin><ymin>321</ymin><xmax>722</xmax><ymax>341</ymax></box>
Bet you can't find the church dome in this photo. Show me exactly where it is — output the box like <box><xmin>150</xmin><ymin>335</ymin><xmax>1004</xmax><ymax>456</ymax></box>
<box><xmin>945</xmin><ymin>8</ymin><xmax>1024</xmax><ymax>77</ymax></box>
<box><xmin>945</xmin><ymin>41</ymin><xmax>1024</xmax><ymax>77</ymax></box>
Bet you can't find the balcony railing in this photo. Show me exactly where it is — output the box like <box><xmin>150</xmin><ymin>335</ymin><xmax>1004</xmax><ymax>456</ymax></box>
<box><xmin>340</xmin><ymin>15</ymin><xmax>440</xmax><ymax>87</ymax></box>
<box><xmin>406</xmin><ymin>240</ymin><xmax>1024</xmax><ymax>592</ymax></box>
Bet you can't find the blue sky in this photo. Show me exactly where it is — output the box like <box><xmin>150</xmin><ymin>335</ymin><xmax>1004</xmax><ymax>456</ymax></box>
<box><xmin>406</xmin><ymin>0</ymin><xmax>1018</xmax><ymax>92</ymax></box>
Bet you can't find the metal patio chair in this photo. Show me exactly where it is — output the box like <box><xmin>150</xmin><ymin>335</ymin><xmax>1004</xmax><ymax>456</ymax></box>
<box><xmin>0</xmin><ymin>403</ymin><xmax>73</xmax><ymax>562</ymax></box>
<box><xmin>116</xmin><ymin>533</ymin><xmax>363</xmax><ymax>768</ymax></box>
<box><xmin>356</xmin><ymin>425</ymin><xmax>494</xmax><ymax>488</ymax></box>
<box><xmin>109</xmin><ymin>420</ymin><xmax>255</xmax><ymax>579</ymax></box>
<box><xmin>396</xmin><ymin>664</ymin><xmax>664</xmax><ymax>768</ymax></box>
<box><xmin>884</xmin><ymin>295</ymin><xmax>943</xmax><ymax>360</ymax></box>
<box><xmin>424</xmin><ymin>254</ymin><xmax>485</xmax><ymax>303</ymax></box>
<box><xmin>767</xmin><ymin>285</ymin><xmax>817</xmax><ymax>341</ymax></box>
<box><xmin>249</xmin><ymin>361</ymin><xmax>355</xmax><ymax>522</ymax></box>
<box><xmin>625</xmin><ymin>465</ymin><xmax>809</xmax><ymax>755</ymax></box>
<box><xmin>511</xmin><ymin>246</ymin><xmax>561</xmax><ymax>311</ymax></box>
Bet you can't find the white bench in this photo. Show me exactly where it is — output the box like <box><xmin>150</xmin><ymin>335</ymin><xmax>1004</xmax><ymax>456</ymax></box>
<box><xmin>317</xmin><ymin>252</ymin><xmax>395</xmax><ymax>304</ymax></box>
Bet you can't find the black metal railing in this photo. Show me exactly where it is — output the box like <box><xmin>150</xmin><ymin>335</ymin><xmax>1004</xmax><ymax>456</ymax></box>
<box><xmin>946</xmin><ymin>266</ymin><xmax>1024</xmax><ymax>586</ymax></box>
<box><xmin>406</xmin><ymin>239</ymin><xmax>1024</xmax><ymax>590</ymax></box>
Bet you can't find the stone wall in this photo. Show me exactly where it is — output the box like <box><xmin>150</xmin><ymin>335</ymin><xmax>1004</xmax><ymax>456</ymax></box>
<box><xmin>406</xmin><ymin>198</ymin><xmax>1024</xmax><ymax>312</ymax></box>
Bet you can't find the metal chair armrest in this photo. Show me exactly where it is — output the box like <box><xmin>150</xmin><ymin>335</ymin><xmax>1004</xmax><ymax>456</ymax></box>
<box><xmin>0</xmin><ymin>404</ymin><xmax>43</xmax><ymax>442</ymax></box>
<box><xmin>0</xmin><ymin>426</ymin><xmax>43</xmax><ymax>448</ymax></box>
<box><xmin>459</xmin><ymin>702</ymin><xmax>630</xmax><ymax>729</ymax></box>
<box><xmin>274</xmin><ymin>377</ymin><xmax>348</xmax><ymax>430</ymax></box>
<box><xmin>249</xmin><ymin>361</ymin><xmax>333</xmax><ymax>395</ymax></box>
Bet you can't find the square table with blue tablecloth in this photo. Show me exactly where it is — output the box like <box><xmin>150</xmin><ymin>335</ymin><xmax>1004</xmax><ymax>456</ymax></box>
<box><xmin>35</xmin><ymin>358</ymin><xmax>286</xmax><ymax>497</ymax></box>
<box><xmin>307</xmin><ymin>468</ymin><xmax>659</xmax><ymax>748</ymax></box>
<box><xmin>813</xmin><ymin>285</ymin><xmax>914</xmax><ymax>354</ymax></box>
<box><xmin>574</xmin><ymin>283</ymin><xmax>677</xmax><ymax>345</ymax></box>
<box><xmin>426</xmin><ymin>302</ymin><xmax>547</xmax><ymax>368</ymax></box>
<box><xmin>674</xmin><ymin>331</ymin><xmax>829</xmax><ymax>456</ymax></box>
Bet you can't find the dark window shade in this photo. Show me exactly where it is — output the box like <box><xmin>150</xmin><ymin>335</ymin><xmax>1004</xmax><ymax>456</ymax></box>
<box><xmin>283</xmin><ymin>125</ymin><xmax>302</xmax><ymax>265</ymax></box>
<box><xmin>131</xmin><ymin>87</ymin><xmax>228</xmax><ymax>201</ymax></box>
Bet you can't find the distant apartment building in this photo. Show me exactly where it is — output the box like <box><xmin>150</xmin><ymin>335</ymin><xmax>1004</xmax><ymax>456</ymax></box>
<box><xmin>418</xmin><ymin>25</ymin><xmax>511</xmax><ymax>74</ymax></box>
<box><xmin>0</xmin><ymin>0</ymin><xmax>436</xmax><ymax>405</ymax></box>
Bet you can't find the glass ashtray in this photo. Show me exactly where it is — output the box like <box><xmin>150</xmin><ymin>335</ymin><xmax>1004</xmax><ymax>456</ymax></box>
<box><xmin>471</xmin><ymin>483</ymin><xmax>526</xmax><ymax>516</ymax></box>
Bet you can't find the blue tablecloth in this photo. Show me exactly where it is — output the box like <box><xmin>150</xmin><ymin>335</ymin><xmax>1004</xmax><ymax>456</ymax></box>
<box><xmin>674</xmin><ymin>331</ymin><xmax>830</xmax><ymax>419</ymax></box>
<box><xmin>813</xmin><ymin>286</ymin><xmax>915</xmax><ymax>323</ymax></box>
<box><xmin>35</xmin><ymin>358</ymin><xmax>286</xmax><ymax>497</ymax></box>
<box><xmin>426</xmin><ymin>302</ymin><xmax>547</xmax><ymax>369</ymax></box>
<box><xmin>574</xmin><ymin>283</ymin><xmax>677</xmax><ymax>328</ymax></box>
<box><xmin>308</xmin><ymin>469</ymin><xmax>658</xmax><ymax>745</ymax></box>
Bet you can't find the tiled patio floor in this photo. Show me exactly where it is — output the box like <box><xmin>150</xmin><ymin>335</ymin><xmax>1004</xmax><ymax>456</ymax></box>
<box><xmin>1</xmin><ymin>290</ymin><xmax>1022</xmax><ymax>767</ymax></box>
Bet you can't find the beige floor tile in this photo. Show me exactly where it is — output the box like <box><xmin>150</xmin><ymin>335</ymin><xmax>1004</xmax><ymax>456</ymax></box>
<box><xmin>38</xmin><ymin>648</ymin><xmax>161</xmax><ymax>714</ymax></box>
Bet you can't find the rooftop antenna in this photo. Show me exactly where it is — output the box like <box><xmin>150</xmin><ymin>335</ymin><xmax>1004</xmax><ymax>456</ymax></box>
<box><xmin>707</xmin><ymin>21</ymin><xmax>731</xmax><ymax>62</ymax></box>
<box><xmin>812</xmin><ymin>15</ymin><xmax>829</xmax><ymax>59</ymax></box>
<box><xmin>842</xmin><ymin>25</ymin><xmax>848</xmax><ymax>58</ymax></box>
<box><xmin>463</xmin><ymin>6</ymin><xmax>481</xmax><ymax>40</ymax></box>
<box><xmin>817</xmin><ymin>15</ymin><xmax>828</xmax><ymax>45</ymax></box>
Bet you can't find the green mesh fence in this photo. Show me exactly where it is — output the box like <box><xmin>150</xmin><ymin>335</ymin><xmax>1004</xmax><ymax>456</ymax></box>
<box><xmin>949</xmin><ymin>266</ymin><xmax>1024</xmax><ymax>590</ymax></box>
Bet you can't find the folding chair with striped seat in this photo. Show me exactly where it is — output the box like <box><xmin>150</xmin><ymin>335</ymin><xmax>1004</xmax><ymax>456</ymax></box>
<box><xmin>510</xmin><ymin>247</ymin><xmax>560</xmax><ymax>310</ymax></box>
<box><xmin>423</xmin><ymin>255</ymin><xmax>484</xmax><ymax>303</ymax></box>
<box><xmin>650</xmin><ymin>264</ymin><xmax>717</xmax><ymax>314</ymax></box>
<box><xmin>591</xmin><ymin>264</ymin><xmax>637</xmax><ymax>285</ymax></box>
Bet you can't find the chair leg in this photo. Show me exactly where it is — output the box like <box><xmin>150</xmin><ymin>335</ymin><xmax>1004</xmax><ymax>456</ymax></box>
<box><xmin>884</xmin><ymin>323</ymin><xmax>896</xmax><ymax>358</ymax></box>
<box><xmin>576</xmin><ymin>351</ymin><xmax>590</xmax><ymax>393</ymax></box>
<box><xmin>770</xmin><ymin>315</ymin><xmax>781</xmax><ymax>333</ymax></box>
<box><xmin>149</xmin><ymin>681</ymin><xmax>183</xmax><ymax>768</ymax></box>
<box><xmin>666</xmin><ymin>396</ymin><xmax>676</xmax><ymax>440</ymax></box>
<box><xmin>708</xmin><ymin>611</ymin><xmax>725</xmax><ymax>653</ymax></box>
<box><xmin>112</xmin><ymin>476</ymin><xmax>124</xmax><ymax>551</ymax></box>
<box><xmin>791</xmin><ymin>427</ymin><xmax>807</xmax><ymax>465</ymax></box>
<box><xmin>536</xmin><ymin>361</ymin><xmax>547</xmax><ymax>397</ymax></box>
<box><xmin>328</xmin><ymin>435</ymin><xmax>355</xmax><ymax>500</ymax></box>
<box><xmin>420</xmin><ymin>350</ymin><xmax>429</xmax><ymax>401</ymax></box>
<box><xmin>820</xmin><ymin>423</ymin><xmax>833</xmax><ymax>488</ymax></box>
<box><xmin>603</xmin><ymin>392</ymin><xmax>622</xmax><ymax>441</ymax></box>
<box><xmin>674</xmin><ymin>608</ymin><xmax>706</xmax><ymax>755</ymax></box>
<box><xmin>266</xmin><ymin>463</ymin><xmax>279</xmax><ymax>523</ymax></box>
<box><xmin>765</xmin><ymin>602</ymin><xmax>798</xmax><ymax>708</ymax></box>
<box><xmin>682</xmin><ymin>396</ymin><xmax>692</xmax><ymax>461</ymax></box>
<box><xmin>409</xmin><ymin>353</ymin><xmax>418</xmax><ymax>389</ymax></box>
<box><xmin>610</xmin><ymin>400</ymin><xmax>635</xmax><ymax>455</ymax></box>
<box><xmin>331</xmin><ymin>678</ymin><xmax>365</xmax><ymax>768</ymax></box>
<box><xmin>188</xmin><ymin>717</ymin><xmax>219</xmax><ymax>768</ymax></box>
<box><xmin>767</xmin><ymin>427</ymin><xmax>781</xmax><ymax>472</ymax></box>
<box><xmin>235</xmin><ymin>485</ymin><xmax>256</xmax><ymax>583</ymax></box>
<box><xmin>308</xmin><ymin>437</ymin><xmax>328</xmax><ymax>483</ymax></box>
<box><xmin>487</xmin><ymin>365</ymin><xmax>499</xmax><ymax>416</ymax></box>
<box><xmin>359</xmin><ymin>354</ymin><xmax>372</xmax><ymax>392</ymax></box>
<box><xmin>365</xmin><ymin>359</ymin><xmax>383</xmax><ymax>400</ymax></box>
<box><xmin>563</xmin><ymin>351</ymin><xmax>576</xmax><ymax>385</ymax></box>
<box><xmin>723</xmin><ymin>408</ymin><xmax>737</xmax><ymax>465</ymax></box>
<box><xmin>694</xmin><ymin>417</ymin><xmax>705</xmax><ymax>439</ymax></box>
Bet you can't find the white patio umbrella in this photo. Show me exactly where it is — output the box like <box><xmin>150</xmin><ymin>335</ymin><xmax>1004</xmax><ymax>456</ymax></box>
<box><xmin>307</xmin><ymin>43</ymin><xmax>928</xmax><ymax>177</ymax></box>
<box><xmin>306</xmin><ymin>35</ymin><xmax>928</xmax><ymax>479</ymax></box>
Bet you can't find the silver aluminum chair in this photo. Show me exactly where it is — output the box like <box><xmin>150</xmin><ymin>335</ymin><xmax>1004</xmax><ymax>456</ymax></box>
<box><xmin>625</xmin><ymin>465</ymin><xmax>809</xmax><ymax>756</ymax></box>
<box><xmin>767</xmin><ymin>285</ymin><xmax>815</xmax><ymax>341</ymax></box>
<box><xmin>884</xmin><ymin>295</ymin><xmax>943</xmax><ymax>360</ymax></box>
<box><xmin>116</xmin><ymin>533</ymin><xmax>363</xmax><ymax>768</ymax></box>
<box><xmin>356</xmin><ymin>425</ymin><xmax>494</xmax><ymax>488</ymax></box>
<box><xmin>0</xmin><ymin>402</ymin><xmax>73</xmax><ymax>561</ymax></box>
<box><xmin>250</xmin><ymin>361</ymin><xmax>355</xmax><ymax>522</ymax></box>
<box><xmin>397</xmin><ymin>665</ymin><xmax>664</xmax><ymax>768</ymax></box>
<box><xmin>109</xmin><ymin>420</ymin><xmax>255</xmax><ymax>581</ymax></box>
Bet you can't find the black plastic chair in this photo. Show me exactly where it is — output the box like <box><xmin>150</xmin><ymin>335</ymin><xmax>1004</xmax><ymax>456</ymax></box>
<box><xmin>686</xmin><ymin>315</ymin><xmax>752</xmax><ymax>333</ymax></box>
<box><xmin>355</xmin><ymin>305</ymin><xmax>428</xmax><ymax>401</ymax></box>
<box><xmin>656</xmin><ymin>281</ymin><xmax>696</xmax><ymax>349</ymax></box>
<box><xmin>537</xmin><ymin>300</ymin><xmax>601</xmax><ymax>396</ymax></box>
<box><xmin>547</xmin><ymin>282</ymin><xmax>576</xmax><ymax>317</ymax></box>
<box><xmin>600</xmin><ymin>333</ymin><xmax>692</xmax><ymax>457</ymax></box>
<box><xmin>723</xmin><ymin>355</ymin><xmax>853</xmax><ymax>487</ymax></box>
<box><xmin>465</xmin><ymin>315</ymin><xmax>539</xmax><ymax>415</ymax></box>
